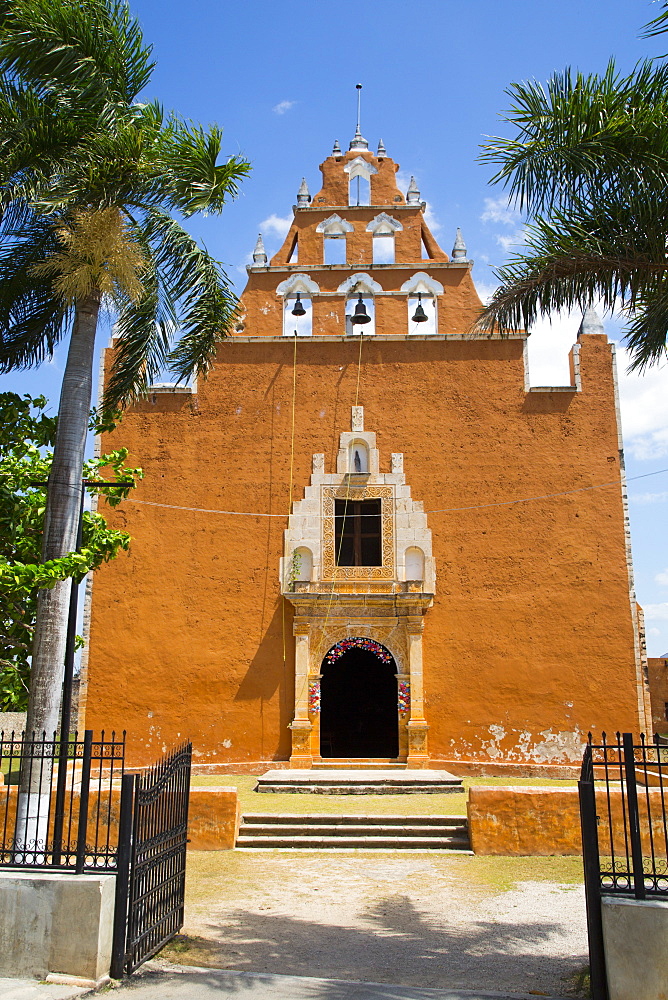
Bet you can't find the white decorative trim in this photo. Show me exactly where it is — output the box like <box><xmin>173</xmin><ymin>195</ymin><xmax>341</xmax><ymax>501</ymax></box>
<box><xmin>276</xmin><ymin>273</ymin><xmax>320</xmax><ymax>296</ymax></box>
<box><xmin>281</xmin><ymin>407</ymin><xmax>436</xmax><ymax>595</ymax></box>
<box><xmin>337</xmin><ymin>272</ymin><xmax>383</xmax><ymax>296</ymax></box>
<box><xmin>400</xmin><ymin>272</ymin><xmax>444</xmax><ymax>296</ymax></box>
<box><xmin>366</xmin><ymin>213</ymin><xmax>403</xmax><ymax>234</ymax></box>
<box><xmin>316</xmin><ymin>214</ymin><xmax>354</xmax><ymax>236</ymax></box>
<box><xmin>343</xmin><ymin>156</ymin><xmax>378</xmax><ymax>178</ymax></box>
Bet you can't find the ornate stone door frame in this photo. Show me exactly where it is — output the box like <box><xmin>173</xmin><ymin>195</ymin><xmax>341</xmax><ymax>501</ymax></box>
<box><xmin>286</xmin><ymin>594</ymin><xmax>431</xmax><ymax>768</ymax></box>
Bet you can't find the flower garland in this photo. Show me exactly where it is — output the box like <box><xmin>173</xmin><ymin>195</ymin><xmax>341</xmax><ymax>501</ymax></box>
<box><xmin>324</xmin><ymin>637</ymin><xmax>393</xmax><ymax>665</ymax></box>
<box><xmin>398</xmin><ymin>681</ymin><xmax>411</xmax><ymax>715</ymax></box>
<box><xmin>308</xmin><ymin>680</ymin><xmax>321</xmax><ymax>714</ymax></box>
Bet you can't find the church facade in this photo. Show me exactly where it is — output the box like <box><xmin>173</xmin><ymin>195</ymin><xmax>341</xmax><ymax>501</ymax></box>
<box><xmin>82</xmin><ymin>128</ymin><xmax>652</xmax><ymax>772</ymax></box>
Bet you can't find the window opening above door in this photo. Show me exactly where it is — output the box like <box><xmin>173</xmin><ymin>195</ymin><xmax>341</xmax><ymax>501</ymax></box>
<box><xmin>335</xmin><ymin>499</ymin><xmax>382</xmax><ymax>566</ymax></box>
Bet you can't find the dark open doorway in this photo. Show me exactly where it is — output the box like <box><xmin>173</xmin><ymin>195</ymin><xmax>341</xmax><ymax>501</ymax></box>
<box><xmin>320</xmin><ymin>639</ymin><xmax>399</xmax><ymax>758</ymax></box>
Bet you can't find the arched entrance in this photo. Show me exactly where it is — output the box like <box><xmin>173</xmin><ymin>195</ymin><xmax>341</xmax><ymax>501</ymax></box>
<box><xmin>320</xmin><ymin>638</ymin><xmax>399</xmax><ymax>758</ymax></box>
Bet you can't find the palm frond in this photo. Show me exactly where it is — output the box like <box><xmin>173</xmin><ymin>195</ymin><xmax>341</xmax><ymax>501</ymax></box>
<box><xmin>0</xmin><ymin>0</ymin><xmax>154</xmax><ymax>107</ymax></box>
<box><xmin>0</xmin><ymin>217</ymin><xmax>70</xmax><ymax>370</ymax></box>
<box><xmin>480</xmin><ymin>60</ymin><xmax>668</xmax><ymax>217</ymax></box>
<box><xmin>642</xmin><ymin>2</ymin><xmax>668</xmax><ymax>38</ymax></box>
<box><xmin>152</xmin><ymin>117</ymin><xmax>251</xmax><ymax>216</ymax></box>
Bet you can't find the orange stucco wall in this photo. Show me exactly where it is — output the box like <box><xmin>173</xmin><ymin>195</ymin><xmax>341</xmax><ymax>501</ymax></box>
<box><xmin>84</xmin><ymin>332</ymin><xmax>647</xmax><ymax>767</ymax></box>
<box><xmin>83</xmin><ymin>142</ymin><xmax>648</xmax><ymax>768</ymax></box>
<box><xmin>647</xmin><ymin>658</ymin><xmax>668</xmax><ymax>734</ymax></box>
<box><xmin>468</xmin><ymin>785</ymin><xmax>665</xmax><ymax>855</ymax></box>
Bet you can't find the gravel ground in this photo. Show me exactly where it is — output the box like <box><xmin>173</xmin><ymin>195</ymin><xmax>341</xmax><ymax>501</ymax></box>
<box><xmin>161</xmin><ymin>851</ymin><xmax>588</xmax><ymax>998</ymax></box>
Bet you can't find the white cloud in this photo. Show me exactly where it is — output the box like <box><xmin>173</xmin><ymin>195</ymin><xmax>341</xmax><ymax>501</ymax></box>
<box><xmin>422</xmin><ymin>201</ymin><xmax>441</xmax><ymax>234</ymax></box>
<box><xmin>496</xmin><ymin>229</ymin><xmax>526</xmax><ymax>252</ymax></box>
<box><xmin>259</xmin><ymin>213</ymin><xmax>292</xmax><ymax>240</ymax></box>
<box><xmin>641</xmin><ymin>602</ymin><xmax>668</xmax><ymax>622</ymax></box>
<box><xmin>473</xmin><ymin>279</ymin><xmax>498</xmax><ymax>305</ymax></box>
<box><xmin>615</xmin><ymin>346</ymin><xmax>668</xmax><ymax>460</ymax></box>
<box><xmin>630</xmin><ymin>492</ymin><xmax>668</xmax><ymax>506</ymax></box>
<box><xmin>273</xmin><ymin>100</ymin><xmax>296</xmax><ymax>115</ymax></box>
<box><xmin>480</xmin><ymin>196</ymin><xmax>522</xmax><ymax>227</ymax></box>
<box><xmin>649</xmin><ymin>627</ymin><xmax>661</xmax><ymax>637</ymax></box>
<box><xmin>656</xmin><ymin>568</ymin><xmax>668</xmax><ymax>586</ymax></box>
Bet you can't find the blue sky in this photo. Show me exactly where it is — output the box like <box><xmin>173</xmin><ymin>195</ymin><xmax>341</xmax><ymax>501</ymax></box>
<box><xmin>4</xmin><ymin>0</ymin><xmax>668</xmax><ymax>652</ymax></box>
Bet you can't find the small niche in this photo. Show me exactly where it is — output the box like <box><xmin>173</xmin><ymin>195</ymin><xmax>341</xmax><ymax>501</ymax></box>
<box><xmin>348</xmin><ymin>441</ymin><xmax>369</xmax><ymax>474</ymax></box>
<box><xmin>405</xmin><ymin>546</ymin><xmax>425</xmax><ymax>581</ymax></box>
<box><xmin>293</xmin><ymin>547</ymin><xmax>313</xmax><ymax>582</ymax></box>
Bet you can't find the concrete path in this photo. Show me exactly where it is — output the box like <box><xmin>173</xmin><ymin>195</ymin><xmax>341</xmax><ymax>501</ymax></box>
<box><xmin>113</xmin><ymin>963</ymin><xmax>575</xmax><ymax>999</ymax></box>
<box><xmin>0</xmin><ymin>978</ymin><xmax>89</xmax><ymax>999</ymax></box>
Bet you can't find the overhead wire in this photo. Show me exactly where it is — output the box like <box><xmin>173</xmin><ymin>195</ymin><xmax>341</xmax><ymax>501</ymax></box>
<box><xmin>123</xmin><ymin>466</ymin><xmax>668</xmax><ymax>518</ymax></box>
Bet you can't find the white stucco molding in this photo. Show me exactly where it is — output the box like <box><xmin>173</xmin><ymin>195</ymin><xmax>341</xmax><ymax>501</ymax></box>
<box><xmin>343</xmin><ymin>156</ymin><xmax>378</xmax><ymax>179</ymax></box>
<box><xmin>276</xmin><ymin>273</ymin><xmax>320</xmax><ymax>297</ymax></box>
<box><xmin>366</xmin><ymin>213</ymin><xmax>403</xmax><ymax>234</ymax></box>
<box><xmin>316</xmin><ymin>214</ymin><xmax>354</xmax><ymax>236</ymax></box>
<box><xmin>337</xmin><ymin>272</ymin><xmax>383</xmax><ymax>296</ymax></box>
<box><xmin>400</xmin><ymin>272</ymin><xmax>444</xmax><ymax>296</ymax></box>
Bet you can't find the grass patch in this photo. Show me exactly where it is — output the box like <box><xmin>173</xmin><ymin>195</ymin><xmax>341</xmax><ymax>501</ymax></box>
<box><xmin>189</xmin><ymin>774</ymin><xmax>577</xmax><ymax>818</ymax></box>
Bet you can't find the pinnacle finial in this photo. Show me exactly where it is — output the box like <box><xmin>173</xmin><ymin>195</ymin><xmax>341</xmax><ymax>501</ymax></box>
<box><xmin>349</xmin><ymin>83</ymin><xmax>368</xmax><ymax>150</ymax></box>
<box><xmin>252</xmin><ymin>233</ymin><xmax>267</xmax><ymax>266</ymax></box>
<box><xmin>579</xmin><ymin>306</ymin><xmax>605</xmax><ymax>336</ymax></box>
<box><xmin>451</xmin><ymin>228</ymin><xmax>468</xmax><ymax>262</ymax></box>
<box><xmin>377</xmin><ymin>138</ymin><xmax>386</xmax><ymax>158</ymax></box>
<box><xmin>406</xmin><ymin>176</ymin><xmax>420</xmax><ymax>205</ymax></box>
<box><xmin>297</xmin><ymin>177</ymin><xmax>311</xmax><ymax>207</ymax></box>
<box><xmin>332</xmin><ymin>139</ymin><xmax>342</xmax><ymax>156</ymax></box>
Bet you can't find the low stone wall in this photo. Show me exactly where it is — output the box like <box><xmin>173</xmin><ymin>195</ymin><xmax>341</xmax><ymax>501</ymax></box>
<box><xmin>0</xmin><ymin>785</ymin><xmax>240</xmax><ymax>850</ymax></box>
<box><xmin>468</xmin><ymin>785</ymin><xmax>666</xmax><ymax>855</ymax></box>
<box><xmin>0</xmin><ymin>711</ymin><xmax>26</xmax><ymax>735</ymax></box>
<box><xmin>468</xmin><ymin>786</ymin><xmax>582</xmax><ymax>855</ymax></box>
<box><xmin>188</xmin><ymin>787</ymin><xmax>240</xmax><ymax>849</ymax></box>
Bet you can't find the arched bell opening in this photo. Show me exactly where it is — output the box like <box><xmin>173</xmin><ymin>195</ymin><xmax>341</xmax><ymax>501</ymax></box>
<box><xmin>319</xmin><ymin>638</ymin><xmax>399</xmax><ymax>758</ymax></box>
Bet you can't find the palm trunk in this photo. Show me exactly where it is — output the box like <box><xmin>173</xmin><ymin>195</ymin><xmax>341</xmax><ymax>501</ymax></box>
<box><xmin>15</xmin><ymin>293</ymin><xmax>100</xmax><ymax>858</ymax></box>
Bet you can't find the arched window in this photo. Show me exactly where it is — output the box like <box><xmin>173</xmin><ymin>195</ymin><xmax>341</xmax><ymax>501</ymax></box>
<box><xmin>405</xmin><ymin>547</ymin><xmax>425</xmax><ymax>581</ymax></box>
<box><xmin>345</xmin><ymin>294</ymin><xmax>375</xmax><ymax>335</ymax></box>
<box><xmin>283</xmin><ymin>294</ymin><xmax>312</xmax><ymax>337</ymax></box>
<box><xmin>338</xmin><ymin>274</ymin><xmax>382</xmax><ymax>337</ymax></box>
<box><xmin>367</xmin><ymin>214</ymin><xmax>402</xmax><ymax>265</ymax></box>
<box><xmin>344</xmin><ymin>156</ymin><xmax>377</xmax><ymax>207</ymax></box>
<box><xmin>401</xmin><ymin>273</ymin><xmax>443</xmax><ymax>336</ymax></box>
<box><xmin>276</xmin><ymin>274</ymin><xmax>320</xmax><ymax>338</ymax></box>
<box><xmin>316</xmin><ymin>214</ymin><xmax>353</xmax><ymax>266</ymax></box>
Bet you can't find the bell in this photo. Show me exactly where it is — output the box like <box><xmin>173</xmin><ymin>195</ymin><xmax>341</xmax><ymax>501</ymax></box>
<box><xmin>291</xmin><ymin>293</ymin><xmax>306</xmax><ymax>317</ymax></box>
<box><xmin>412</xmin><ymin>293</ymin><xmax>428</xmax><ymax>323</ymax></box>
<box><xmin>350</xmin><ymin>293</ymin><xmax>371</xmax><ymax>325</ymax></box>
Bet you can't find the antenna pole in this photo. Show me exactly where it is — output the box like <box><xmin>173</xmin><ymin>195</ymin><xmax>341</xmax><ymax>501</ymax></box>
<box><xmin>356</xmin><ymin>83</ymin><xmax>362</xmax><ymax>133</ymax></box>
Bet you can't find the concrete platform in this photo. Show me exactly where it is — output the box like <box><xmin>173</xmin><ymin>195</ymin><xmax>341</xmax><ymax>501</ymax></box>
<box><xmin>256</xmin><ymin>769</ymin><xmax>464</xmax><ymax>794</ymax></box>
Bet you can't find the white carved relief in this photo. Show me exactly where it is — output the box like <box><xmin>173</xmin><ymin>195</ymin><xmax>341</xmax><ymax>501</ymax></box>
<box><xmin>280</xmin><ymin>406</ymin><xmax>436</xmax><ymax>594</ymax></box>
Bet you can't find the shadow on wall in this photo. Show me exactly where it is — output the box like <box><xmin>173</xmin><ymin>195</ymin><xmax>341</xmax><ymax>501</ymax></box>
<box><xmin>233</xmin><ymin>602</ymin><xmax>294</xmax><ymax>758</ymax></box>
<box><xmin>159</xmin><ymin>893</ymin><xmax>587</xmax><ymax>996</ymax></box>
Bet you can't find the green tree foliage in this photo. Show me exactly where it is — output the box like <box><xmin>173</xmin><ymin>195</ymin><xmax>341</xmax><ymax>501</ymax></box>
<box><xmin>0</xmin><ymin>0</ymin><xmax>249</xmax><ymax>737</ymax></box>
<box><xmin>0</xmin><ymin>392</ymin><xmax>141</xmax><ymax>710</ymax></box>
<box><xmin>475</xmin><ymin>6</ymin><xmax>668</xmax><ymax>370</ymax></box>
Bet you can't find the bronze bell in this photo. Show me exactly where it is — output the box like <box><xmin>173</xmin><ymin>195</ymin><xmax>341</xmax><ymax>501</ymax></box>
<box><xmin>350</xmin><ymin>293</ymin><xmax>372</xmax><ymax>325</ymax></box>
<box><xmin>291</xmin><ymin>293</ymin><xmax>306</xmax><ymax>317</ymax></box>
<box><xmin>412</xmin><ymin>293</ymin><xmax>428</xmax><ymax>323</ymax></box>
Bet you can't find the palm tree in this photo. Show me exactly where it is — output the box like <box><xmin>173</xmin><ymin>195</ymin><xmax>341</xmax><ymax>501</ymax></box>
<box><xmin>0</xmin><ymin>0</ymin><xmax>250</xmax><ymax>753</ymax></box>
<box><xmin>475</xmin><ymin>49</ymin><xmax>668</xmax><ymax>371</ymax></box>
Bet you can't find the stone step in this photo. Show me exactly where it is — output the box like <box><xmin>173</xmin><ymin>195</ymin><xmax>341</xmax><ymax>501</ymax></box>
<box><xmin>236</xmin><ymin>834</ymin><xmax>472</xmax><ymax>850</ymax></box>
<box><xmin>241</xmin><ymin>813</ymin><xmax>465</xmax><ymax>827</ymax></box>
<box><xmin>240</xmin><ymin>825</ymin><xmax>465</xmax><ymax>838</ymax></box>
<box><xmin>237</xmin><ymin>813</ymin><xmax>470</xmax><ymax>850</ymax></box>
<box><xmin>312</xmin><ymin>760</ymin><xmax>406</xmax><ymax>769</ymax></box>
<box><xmin>256</xmin><ymin>769</ymin><xmax>464</xmax><ymax>795</ymax></box>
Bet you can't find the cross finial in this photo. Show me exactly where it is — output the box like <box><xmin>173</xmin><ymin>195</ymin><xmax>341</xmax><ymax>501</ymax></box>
<box><xmin>349</xmin><ymin>84</ymin><xmax>368</xmax><ymax>150</ymax></box>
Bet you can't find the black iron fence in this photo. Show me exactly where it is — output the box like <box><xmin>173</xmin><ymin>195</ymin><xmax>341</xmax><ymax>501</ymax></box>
<box><xmin>579</xmin><ymin>731</ymin><xmax>668</xmax><ymax>1000</ymax></box>
<box><xmin>111</xmin><ymin>740</ymin><xmax>192</xmax><ymax>977</ymax></box>
<box><xmin>0</xmin><ymin>729</ymin><xmax>125</xmax><ymax>871</ymax></box>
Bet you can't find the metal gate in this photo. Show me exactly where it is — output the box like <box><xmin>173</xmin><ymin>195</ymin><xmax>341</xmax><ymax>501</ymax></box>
<box><xmin>111</xmin><ymin>741</ymin><xmax>192</xmax><ymax>978</ymax></box>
